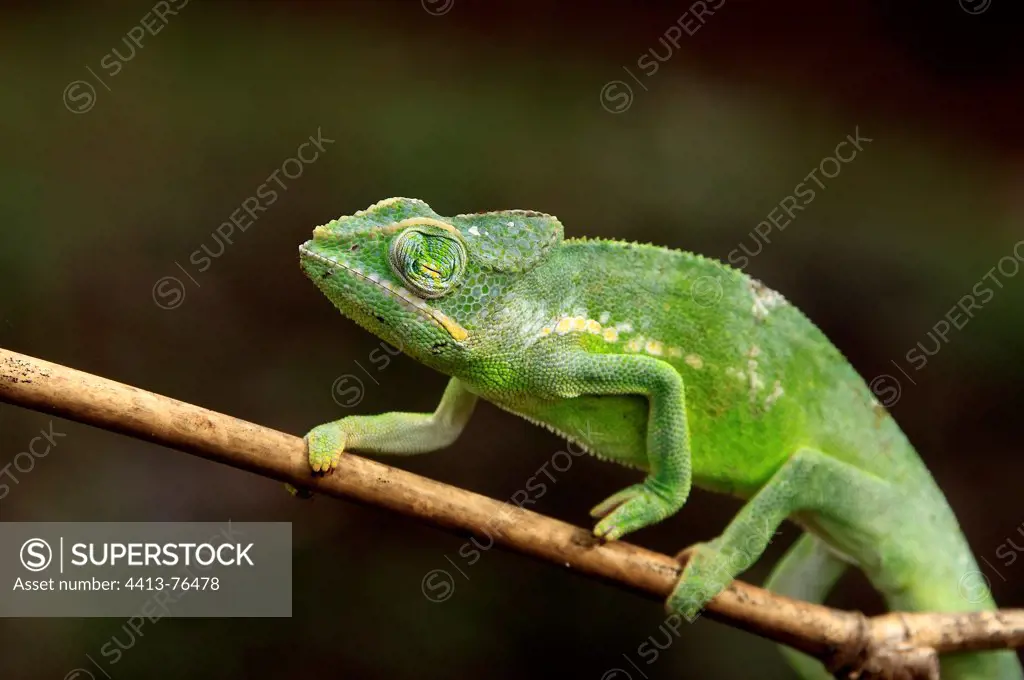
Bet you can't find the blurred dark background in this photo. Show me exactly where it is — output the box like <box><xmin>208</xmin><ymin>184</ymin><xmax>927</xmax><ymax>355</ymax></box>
<box><xmin>2</xmin><ymin>1</ymin><xmax>1023</xmax><ymax>678</ymax></box>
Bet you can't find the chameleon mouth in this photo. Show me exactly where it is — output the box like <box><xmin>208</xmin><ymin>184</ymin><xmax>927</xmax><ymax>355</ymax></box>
<box><xmin>298</xmin><ymin>242</ymin><xmax>469</xmax><ymax>342</ymax></box>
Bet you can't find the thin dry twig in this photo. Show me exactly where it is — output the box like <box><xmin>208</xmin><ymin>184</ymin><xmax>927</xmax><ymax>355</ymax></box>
<box><xmin>1</xmin><ymin>347</ymin><xmax>1021</xmax><ymax>679</ymax></box>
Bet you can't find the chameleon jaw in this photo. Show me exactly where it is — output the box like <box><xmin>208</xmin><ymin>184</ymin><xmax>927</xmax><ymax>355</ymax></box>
<box><xmin>298</xmin><ymin>243</ymin><xmax>469</xmax><ymax>342</ymax></box>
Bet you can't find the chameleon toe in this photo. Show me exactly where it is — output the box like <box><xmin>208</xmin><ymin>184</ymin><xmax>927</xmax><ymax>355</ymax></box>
<box><xmin>593</xmin><ymin>520</ymin><xmax>625</xmax><ymax>542</ymax></box>
<box><xmin>589</xmin><ymin>484</ymin><xmax>644</xmax><ymax>519</ymax></box>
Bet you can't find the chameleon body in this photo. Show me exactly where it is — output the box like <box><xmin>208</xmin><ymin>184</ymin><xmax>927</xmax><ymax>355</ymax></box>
<box><xmin>299</xmin><ymin>198</ymin><xmax>1021</xmax><ymax>680</ymax></box>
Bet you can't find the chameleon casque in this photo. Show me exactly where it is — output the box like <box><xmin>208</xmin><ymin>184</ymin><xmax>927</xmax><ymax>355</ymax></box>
<box><xmin>298</xmin><ymin>197</ymin><xmax>1021</xmax><ymax>680</ymax></box>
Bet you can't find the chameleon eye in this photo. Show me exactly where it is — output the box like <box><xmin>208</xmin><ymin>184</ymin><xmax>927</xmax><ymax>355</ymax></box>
<box><xmin>388</xmin><ymin>228</ymin><xmax>467</xmax><ymax>299</ymax></box>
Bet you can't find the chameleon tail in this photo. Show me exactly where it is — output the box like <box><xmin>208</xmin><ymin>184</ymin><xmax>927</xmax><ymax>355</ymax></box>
<box><xmin>764</xmin><ymin>532</ymin><xmax>849</xmax><ymax>680</ymax></box>
<box><xmin>766</xmin><ymin>532</ymin><xmax>1024</xmax><ymax>679</ymax></box>
<box><xmin>890</xmin><ymin>565</ymin><xmax>1023</xmax><ymax>680</ymax></box>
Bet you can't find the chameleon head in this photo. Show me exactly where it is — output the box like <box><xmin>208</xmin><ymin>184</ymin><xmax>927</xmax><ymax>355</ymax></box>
<box><xmin>299</xmin><ymin>197</ymin><xmax>564</xmax><ymax>367</ymax></box>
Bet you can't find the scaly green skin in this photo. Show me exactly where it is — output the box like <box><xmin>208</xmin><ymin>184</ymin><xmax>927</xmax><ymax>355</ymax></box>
<box><xmin>299</xmin><ymin>198</ymin><xmax>1021</xmax><ymax>680</ymax></box>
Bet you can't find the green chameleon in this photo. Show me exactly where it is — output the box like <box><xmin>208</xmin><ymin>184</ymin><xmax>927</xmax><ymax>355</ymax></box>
<box><xmin>299</xmin><ymin>197</ymin><xmax>1021</xmax><ymax>680</ymax></box>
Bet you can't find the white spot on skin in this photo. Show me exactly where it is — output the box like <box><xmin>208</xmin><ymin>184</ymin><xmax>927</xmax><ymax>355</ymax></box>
<box><xmin>599</xmin><ymin>311</ymin><xmax>611</xmax><ymax>324</ymax></box>
<box><xmin>626</xmin><ymin>336</ymin><xmax>645</xmax><ymax>353</ymax></box>
<box><xmin>616</xmin><ymin>322</ymin><xmax>634</xmax><ymax>333</ymax></box>
<box><xmin>725</xmin><ymin>367</ymin><xmax>746</xmax><ymax>381</ymax></box>
<box><xmin>645</xmin><ymin>340</ymin><xmax>664</xmax><ymax>356</ymax></box>
<box><xmin>685</xmin><ymin>354</ymin><xmax>703</xmax><ymax>369</ymax></box>
<box><xmin>743</xmin><ymin>346</ymin><xmax>770</xmax><ymax>405</ymax></box>
<box><xmin>602</xmin><ymin>327</ymin><xmax>619</xmax><ymax>343</ymax></box>
<box><xmin>507</xmin><ymin>221</ymin><xmax>515</xmax><ymax>227</ymax></box>
<box><xmin>668</xmin><ymin>347</ymin><xmax>684</xmax><ymax>358</ymax></box>
<box><xmin>747</xmin><ymin>358</ymin><xmax>764</xmax><ymax>402</ymax></box>
<box><xmin>749</xmin><ymin>279</ymin><xmax>787</xmax><ymax>321</ymax></box>
<box><xmin>764</xmin><ymin>380</ymin><xmax>784</xmax><ymax>410</ymax></box>
<box><xmin>504</xmin><ymin>298</ymin><xmax>554</xmax><ymax>346</ymax></box>
<box><xmin>468</xmin><ymin>226</ymin><xmax>481</xmax><ymax>236</ymax></box>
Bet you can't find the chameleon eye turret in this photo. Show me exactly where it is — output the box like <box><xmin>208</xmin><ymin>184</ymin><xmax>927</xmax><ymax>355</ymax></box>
<box><xmin>388</xmin><ymin>227</ymin><xmax>467</xmax><ymax>299</ymax></box>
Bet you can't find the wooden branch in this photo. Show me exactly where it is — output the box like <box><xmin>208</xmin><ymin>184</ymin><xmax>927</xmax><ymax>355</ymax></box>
<box><xmin>1</xmin><ymin>346</ymin><xmax>1021</xmax><ymax>679</ymax></box>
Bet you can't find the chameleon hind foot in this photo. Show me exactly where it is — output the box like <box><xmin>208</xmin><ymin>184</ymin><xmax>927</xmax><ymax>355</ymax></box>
<box><xmin>668</xmin><ymin>448</ymin><xmax>891</xmax><ymax>624</ymax></box>
<box><xmin>666</xmin><ymin>539</ymin><xmax>730</xmax><ymax>621</ymax></box>
<box><xmin>305</xmin><ymin>422</ymin><xmax>347</xmax><ymax>473</ymax></box>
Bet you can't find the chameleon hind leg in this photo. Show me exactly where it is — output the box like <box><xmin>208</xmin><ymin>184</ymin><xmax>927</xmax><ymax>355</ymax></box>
<box><xmin>305</xmin><ymin>377</ymin><xmax>478</xmax><ymax>471</ymax></box>
<box><xmin>667</xmin><ymin>447</ymin><xmax>891</xmax><ymax>622</ymax></box>
<box><xmin>764</xmin><ymin>533</ymin><xmax>850</xmax><ymax>680</ymax></box>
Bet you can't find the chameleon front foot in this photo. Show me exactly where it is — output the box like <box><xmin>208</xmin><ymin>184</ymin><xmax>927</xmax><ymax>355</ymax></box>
<box><xmin>590</xmin><ymin>482</ymin><xmax>680</xmax><ymax>541</ymax></box>
<box><xmin>305</xmin><ymin>422</ymin><xmax>348</xmax><ymax>473</ymax></box>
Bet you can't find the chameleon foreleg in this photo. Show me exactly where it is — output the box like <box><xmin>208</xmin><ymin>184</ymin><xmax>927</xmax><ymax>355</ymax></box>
<box><xmin>764</xmin><ymin>533</ymin><xmax>850</xmax><ymax>680</ymax></box>
<box><xmin>667</xmin><ymin>447</ymin><xmax>889</xmax><ymax>621</ymax></box>
<box><xmin>306</xmin><ymin>377</ymin><xmax>478</xmax><ymax>471</ymax></box>
<box><xmin>550</xmin><ymin>352</ymin><xmax>692</xmax><ymax>541</ymax></box>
